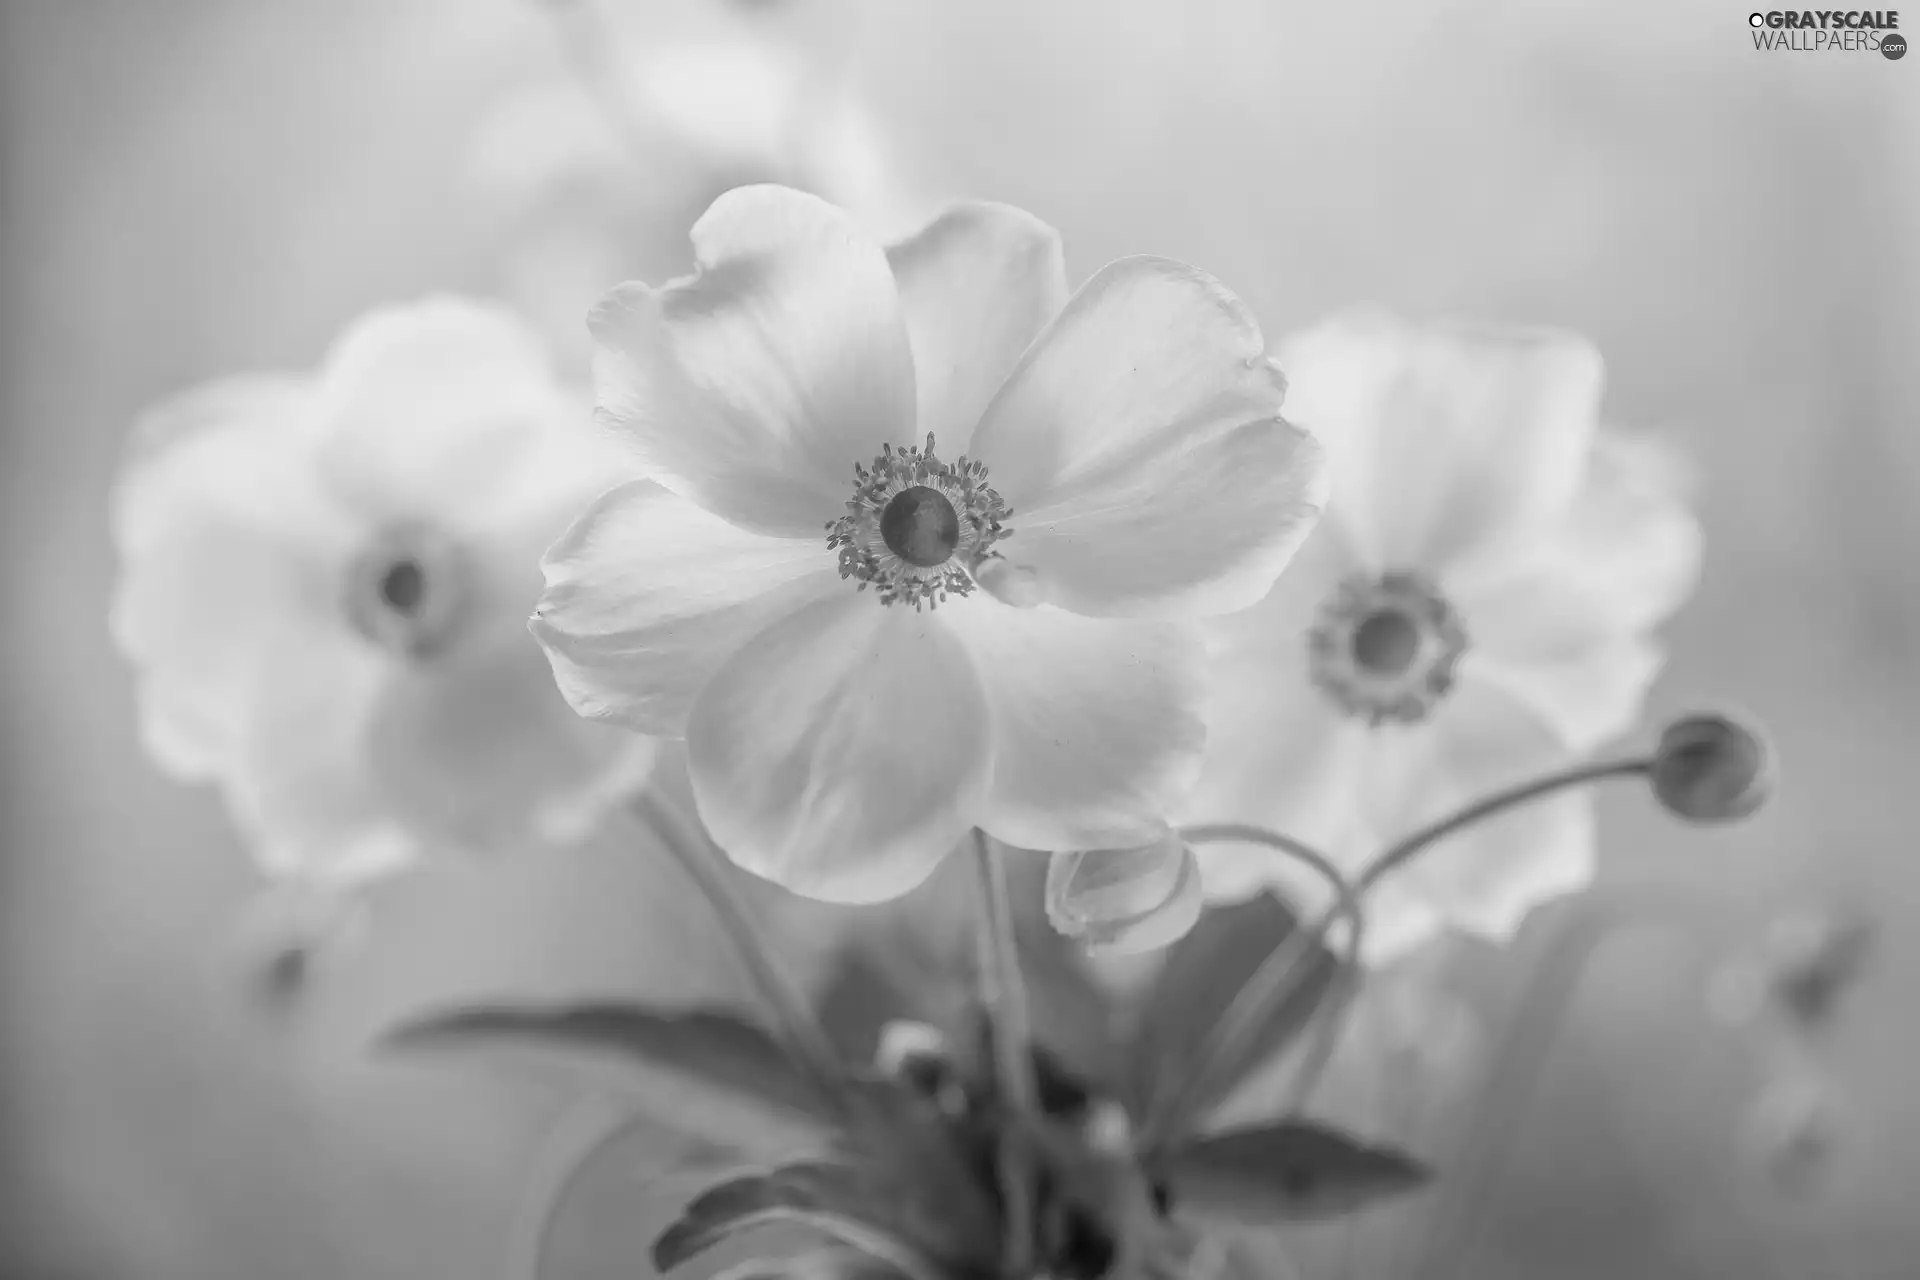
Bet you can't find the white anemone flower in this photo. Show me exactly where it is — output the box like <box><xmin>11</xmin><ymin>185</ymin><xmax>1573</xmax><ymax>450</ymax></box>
<box><xmin>1182</xmin><ymin>310</ymin><xmax>1702</xmax><ymax>962</ymax></box>
<box><xmin>110</xmin><ymin>299</ymin><xmax>653</xmax><ymax>891</ymax></box>
<box><xmin>533</xmin><ymin>185</ymin><xmax>1326</xmax><ymax>904</ymax></box>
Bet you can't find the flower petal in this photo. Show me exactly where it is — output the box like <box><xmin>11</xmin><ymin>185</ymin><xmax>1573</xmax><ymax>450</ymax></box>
<box><xmin>1180</xmin><ymin>522</ymin><xmax>1368</xmax><ymax>888</ymax></box>
<box><xmin>369</xmin><ymin>632</ymin><xmax>656</xmax><ymax>856</ymax></box>
<box><xmin>1278</xmin><ymin>310</ymin><xmax>1603</xmax><ymax>573</ymax></box>
<box><xmin>109</xmin><ymin>377</ymin><xmax>355</xmax><ymax>777</ymax></box>
<box><xmin>884</xmin><ymin>203</ymin><xmax>1068</xmax><ymax>450</ymax></box>
<box><xmin>590</xmin><ymin>185</ymin><xmax>916</xmax><ymax>537</ymax></box>
<box><xmin>311</xmin><ymin>298</ymin><xmax>601</xmax><ymax>534</ymax></box>
<box><xmin>225</xmin><ymin>631</ymin><xmax>418</xmax><ymax>888</ymax></box>
<box><xmin>686</xmin><ymin>595</ymin><xmax>990</xmax><ymax>903</ymax></box>
<box><xmin>1380</xmin><ymin>680</ymin><xmax>1597</xmax><ymax>943</ymax></box>
<box><xmin>1448</xmin><ymin>429</ymin><xmax>1701</xmax><ymax>751</ymax></box>
<box><xmin>968</xmin><ymin>257</ymin><xmax>1321</xmax><ymax>617</ymax></box>
<box><xmin>941</xmin><ymin>597</ymin><xmax>1206</xmax><ymax>853</ymax></box>
<box><xmin>533</xmin><ymin>480</ymin><xmax>841</xmax><ymax>735</ymax></box>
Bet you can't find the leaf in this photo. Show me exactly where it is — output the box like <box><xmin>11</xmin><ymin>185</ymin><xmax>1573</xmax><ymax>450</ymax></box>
<box><xmin>713</xmin><ymin>1247</ymin><xmax>921</xmax><ymax>1280</ymax></box>
<box><xmin>652</xmin><ymin>1161</ymin><xmax>942</xmax><ymax>1276</ymax></box>
<box><xmin>384</xmin><ymin>1003</ymin><xmax>841</xmax><ymax>1156</ymax></box>
<box><xmin>1127</xmin><ymin>895</ymin><xmax>1340</xmax><ymax>1137</ymax></box>
<box><xmin>1156</xmin><ymin>1120</ymin><xmax>1431</xmax><ymax>1228</ymax></box>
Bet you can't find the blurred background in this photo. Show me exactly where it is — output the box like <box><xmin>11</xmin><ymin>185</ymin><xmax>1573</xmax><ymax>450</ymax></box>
<box><xmin>2</xmin><ymin>0</ymin><xmax>1917</xmax><ymax>1277</ymax></box>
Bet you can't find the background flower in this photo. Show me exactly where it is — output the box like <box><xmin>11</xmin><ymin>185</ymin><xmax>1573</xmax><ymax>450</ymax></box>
<box><xmin>466</xmin><ymin>1</ymin><xmax>929</xmax><ymax>373</ymax></box>
<box><xmin>533</xmin><ymin>186</ymin><xmax>1323</xmax><ymax>903</ymax></box>
<box><xmin>1185</xmin><ymin>311</ymin><xmax>1702</xmax><ymax>962</ymax></box>
<box><xmin>110</xmin><ymin>298</ymin><xmax>653</xmax><ymax>890</ymax></box>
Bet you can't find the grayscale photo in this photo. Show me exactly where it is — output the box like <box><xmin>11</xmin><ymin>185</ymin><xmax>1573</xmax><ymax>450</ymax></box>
<box><xmin>0</xmin><ymin>2</ymin><xmax>1913</xmax><ymax>1277</ymax></box>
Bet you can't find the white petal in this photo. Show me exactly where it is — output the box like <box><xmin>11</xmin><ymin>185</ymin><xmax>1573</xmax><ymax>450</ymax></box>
<box><xmin>885</xmin><ymin>202</ymin><xmax>1068</xmax><ymax>450</ymax></box>
<box><xmin>686</xmin><ymin>595</ymin><xmax>991</xmax><ymax>903</ymax></box>
<box><xmin>942</xmin><ymin>597</ymin><xmax>1206</xmax><ymax>853</ymax></box>
<box><xmin>532</xmin><ymin>480</ymin><xmax>842</xmax><ymax>735</ymax></box>
<box><xmin>369</xmin><ymin>632</ymin><xmax>656</xmax><ymax>856</ymax></box>
<box><xmin>1379</xmin><ymin>680</ymin><xmax>1597</xmax><ymax>944</ymax></box>
<box><xmin>1277</xmin><ymin>309</ymin><xmax>1602</xmax><ymax>573</ymax></box>
<box><xmin>1448</xmin><ymin>429</ymin><xmax>1702</xmax><ymax>750</ymax></box>
<box><xmin>590</xmin><ymin>185</ymin><xmax>916</xmax><ymax>537</ymax></box>
<box><xmin>968</xmin><ymin>257</ymin><xmax>1321</xmax><ymax>618</ymax></box>
<box><xmin>1180</xmin><ymin>524</ymin><xmax>1367</xmax><ymax>880</ymax></box>
<box><xmin>311</xmin><ymin>298</ymin><xmax>595</xmax><ymax>534</ymax></box>
<box><xmin>1455</xmin><ymin>640</ymin><xmax>1665</xmax><ymax>757</ymax></box>
<box><xmin>224</xmin><ymin>631</ymin><xmax>418</xmax><ymax>888</ymax></box>
<box><xmin>109</xmin><ymin>377</ymin><xmax>355</xmax><ymax>777</ymax></box>
<box><xmin>1186</xmin><ymin>709</ymin><xmax>1369</xmax><ymax>899</ymax></box>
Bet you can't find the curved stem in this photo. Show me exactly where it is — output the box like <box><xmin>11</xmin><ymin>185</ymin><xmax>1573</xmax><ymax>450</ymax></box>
<box><xmin>970</xmin><ymin>831</ymin><xmax>1037</xmax><ymax>1276</ymax></box>
<box><xmin>1143</xmin><ymin>826</ymin><xmax>1366</xmax><ymax>1148</ymax></box>
<box><xmin>627</xmin><ymin>790</ymin><xmax>845</xmax><ymax>1109</ymax></box>
<box><xmin>1356</xmin><ymin>756</ymin><xmax>1653</xmax><ymax>896</ymax></box>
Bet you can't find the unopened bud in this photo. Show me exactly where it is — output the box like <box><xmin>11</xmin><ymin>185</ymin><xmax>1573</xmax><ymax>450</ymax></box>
<box><xmin>875</xmin><ymin>1019</ymin><xmax>949</xmax><ymax>1078</ymax></box>
<box><xmin>1651</xmin><ymin>711</ymin><xmax>1774</xmax><ymax>823</ymax></box>
<box><xmin>1045</xmin><ymin>831</ymin><xmax>1203</xmax><ymax>955</ymax></box>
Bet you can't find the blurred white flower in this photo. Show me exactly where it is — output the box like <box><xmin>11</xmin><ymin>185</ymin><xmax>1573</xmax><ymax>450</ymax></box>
<box><xmin>1184</xmin><ymin>310</ymin><xmax>1701</xmax><ymax>962</ymax></box>
<box><xmin>533</xmin><ymin>186</ymin><xmax>1325</xmax><ymax>904</ymax></box>
<box><xmin>467</xmin><ymin>25</ymin><xmax>927</xmax><ymax>370</ymax></box>
<box><xmin>111</xmin><ymin>298</ymin><xmax>653</xmax><ymax>891</ymax></box>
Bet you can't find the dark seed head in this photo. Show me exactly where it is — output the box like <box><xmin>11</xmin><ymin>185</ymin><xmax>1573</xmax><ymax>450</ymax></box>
<box><xmin>379</xmin><ymin>558</ymin><xmax>426</xmax><ymax>615</ymax></box>
<box><xmin>879</xmin><ymin>485</ymin><xmax>961</xmax><ymax>568</ymax></box>
<box><xmin>1352</xmin><ymin>606</ymin><xmax>1421</xmax><ymax>676</ymax></box>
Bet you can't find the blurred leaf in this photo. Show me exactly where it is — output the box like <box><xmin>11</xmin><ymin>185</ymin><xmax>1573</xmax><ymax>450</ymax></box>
<box><xmin>1127</xmin><ymin>895</ymin><xmax>1339</xmax><ymax>1137</ymax></box>
<box><xmin>714</xmin><ymin>1247</ymin><xmax>919</xmax><ymax>1280</ymax></box>
<box><xmin>815</xmin><ymin>939</ymin><xmax>927</xmax><ymax>1067</ymax></box>
<box><xmin>385</xmin><ymin>1003</ymin><xmax>840</xmax><ymax>1155</ymax></box>
<box><xmin>1158</xmin><ymin>1120</ymin><xmax>1431</xmax><ymax>1228</ymax></box>
<box><xmin>652</xmin><ymin>1162</ymin><xmax>929</xmax><ymax>1275</ymax></box>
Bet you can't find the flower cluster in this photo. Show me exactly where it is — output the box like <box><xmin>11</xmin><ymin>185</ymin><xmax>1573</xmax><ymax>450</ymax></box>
<box><xmin>110</xmin><ymin>48</ymin><xmax>1775</xmax><ymax>1271</ymax></box>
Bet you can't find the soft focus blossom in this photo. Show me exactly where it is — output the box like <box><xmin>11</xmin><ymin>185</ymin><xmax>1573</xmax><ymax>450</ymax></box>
<box><xmin>533</xmin><ymin>186</ymin><xmax>1326</xmax><ymax>904</ymax></box>
<box><xmin>468</xmin><ymin>26</ymin><xmax>926</xmax><ymax>371</ymax></box>
<box><xmin>110</xmin><ymin>299</ymin><xmax>652</xmax><ymax>892</ymax></box>
<box><xmin>1184</xmin><ymin>310</ymin><xmax>1701</xmax><ymax>962</ymax></box>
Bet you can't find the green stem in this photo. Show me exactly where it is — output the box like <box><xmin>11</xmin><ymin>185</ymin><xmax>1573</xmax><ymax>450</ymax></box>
<box><xmin>1356</xmin><ymin>756</ymin><xmax>1654</xmax><ymax>895</ymax></box>
<box><xmin>1141</xmin><ymin>826</ymin><xmax>1364</xmax><ymax>1149</ymax></box>
<box><xmin>628</xmin><ymin>790</ymin><xmax>845</xmax><ymax>1109</ymax></box>
<box><xmin>970</xmin><ymin>830</ymin><xmax>1037</xmax><ymax>1276</ymax></box>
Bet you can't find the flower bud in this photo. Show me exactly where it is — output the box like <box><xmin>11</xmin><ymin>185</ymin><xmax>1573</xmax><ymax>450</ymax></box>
<box><xmin>875</xmin><ymin>1019</ymin><xmax>950</xmax><ymax>1078</ymax></box>
<box><xmin>1651</xmin><ymin>711</ymin><xmax>1774</xmax><ymax>823</ymax></box>
<box><xmin>1045</xmin><ymin>831</ymin><xmax>1203</xmax><ymax>954</ymax></box>
<box><xmin>875</xmin><ymin>1019</ymin><xmax>969</xmax><ymax>1115</ymax></box>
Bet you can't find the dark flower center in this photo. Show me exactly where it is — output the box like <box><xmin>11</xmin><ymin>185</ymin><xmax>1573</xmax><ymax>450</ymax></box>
<box><xmin>1351</xmin><ymin>606</ymin><xmax>1421</xmax><ymax>677</ymax></box>
<box><xmin>379</xmin><ymin>558</ymin><xmax>427</xmax><ymax>615</ymax></box>
<box><xmin>879</xmin><ymin>485</ymin><xmax>961</xmax><ymax>568</ymax></box>
<box><xmin>1307</xmin><ymin>570</ymin><xmax>1468</xmax><ymax>726</ymax></box>
<box><xmin>344</xmin><ymin>527</ymin><xmax>468</xmax><ymax>660</ymax></box>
